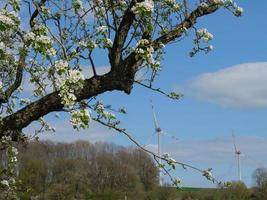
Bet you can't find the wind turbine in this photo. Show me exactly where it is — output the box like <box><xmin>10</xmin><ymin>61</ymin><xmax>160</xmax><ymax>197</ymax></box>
<box><xmin>232</xmin><ymin>133</ymin><xmax>242</xmax><ymax>182</ymax></box>
<box><xmin>150</xmin><ymin>100</ymin><xmax>163</xmax><ymax>186</ymax></box>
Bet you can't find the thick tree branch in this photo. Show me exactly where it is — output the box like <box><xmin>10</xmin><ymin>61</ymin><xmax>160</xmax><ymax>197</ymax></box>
<box><xmin>109</xmin><ymin>1</ymin><xmax>136</xmax><ymax>70</ymax></box>
<box><xmin>0</xmin><ymin>71</ymin><xmax>133</xmax><ymax>138</ymax></box>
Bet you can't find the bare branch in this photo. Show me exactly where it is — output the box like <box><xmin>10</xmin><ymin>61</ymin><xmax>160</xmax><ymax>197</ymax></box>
<box><xmin>152</xmin><ymin>4</ymin><xmax>218</xmax><ymax>50</ymax></box>
<box><xmin>92</xmin><ymin>117</ymin><xmax>220</xmax><ymax>186</ymax></box>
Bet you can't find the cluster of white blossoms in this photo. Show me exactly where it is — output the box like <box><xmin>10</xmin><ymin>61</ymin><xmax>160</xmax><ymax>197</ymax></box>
<box><xmin>78</xmin><ymin>39</ymin><xmax>97</xmax><ymax>50</ymax></box>
<box><xmin>52</xmin><ymin>60</ymin><xmax>91</xmax><ymax>129</ymax></box>
<box><xmin>132</xmin><ymin>0</ymin><xmax>154</xmax><ymax>15</ymax></box>
<box><xmin>35</xmin><ymin>35</ymin><xmax>56</xmax><ymax>56</ymax></box>
<box><xmin>95</xmin><ymin>102</ymin><xmax>116</xmax><ymax>120</ymax></box>
<box><xmin>0</xmin><ymin>9</ymin><xmax>20</xmax><ymax>30</ymax></box>
<box><xmin>54</xmin><ymin>60</ymin><xmax>69</xmax><ymax>75</ymax></box>
<box><xmin>70</xmin><ymin>108</ymin><xmax>91</xmax><ymax>129</ymax></box>
<box><xmin>19</xmin><ymin>98</ymin><xmax>32</xmax><ymax>106</ymax></box>
<box><xmin>202</xmin><ymin>168</ymin><xmax>214</xmax><ymax>181</ymax></box>
<box><xmin>162</xmin><ymin>153</ymin><xmax>177</xmax><ymax>170</ymax></box>
<box><xmin>58</xmin><ymin>69</ymin><xmax>85</xmax><ymax>108</ymax></box>
<box><xmin>104</xmin><ymin>38</ymin><xmax>113</xmax><ymax>48</ymax></box>
<box><xmin>196</xmin><ymin>28</ymin><xmax>213</xmax><ymax>43</ymax></box>
<box><xmin>0</xmin><ymin>136</ymin><xmax>18</xmax><ymax>198</ymax></box>
<box><xmin>223</xmin><ymin>0</ymin><xmax>243</xmax><ymax>16</ymax></box>
<box><xmin>163</xmin><ymin>0</ymin><xmax>182</xmax><ymax>11</ymax></box>
<box><xmin>209</xmin><ymin>0</ymin><xmax>243</xmax><ymax>16</ymax></box>
<box><xmin>190</xmin><ymin>28</ymin><xmax>213</xmax><ymax>56</ymax></box>
<box><xmin>72</xmin><ymin>0</ymin><xmax>83</xmax><ymax>11</ymax></box>
<box><xmin>135</xmin><ymin>39</ymin><xmax>160</xmax><ymax>70</ymax></box>
<box><xmin>96</xmin><ymin>25</ymin><xmax>108</xmax><ymax>34</ymax></box>
<box><xmin>25</xmin><ymin>25</ymin><xmax>56</xmax><ymax>56</ymax></box>
<box><xmin>94</xmin><ymin>25</ymin><xmax>114</xmax><ymax>49</ymax></box>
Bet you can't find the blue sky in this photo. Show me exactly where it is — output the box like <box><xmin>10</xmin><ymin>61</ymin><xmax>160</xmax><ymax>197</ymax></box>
<box><xmin>24</xmin><ymin>1</ymin><xmax>267</xmax><ymax>188</ymax></box>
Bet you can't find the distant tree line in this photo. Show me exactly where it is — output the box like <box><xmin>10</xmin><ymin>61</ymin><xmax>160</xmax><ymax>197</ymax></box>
<box><xmin>0</xmin><ymin>140</ymin><xmax>159</xmax><ymax>199</ymax></box>
<box><xmin>1</xmin><ymin>140</ymin><xmax>266</xmax><ymax>200</ymax></box>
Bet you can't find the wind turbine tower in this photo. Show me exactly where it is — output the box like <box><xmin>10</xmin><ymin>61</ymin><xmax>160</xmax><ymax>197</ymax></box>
<box><xmin>232</xmin><ymin>133</ymin><xmax>242</xmax><ymax>182</ymax></box>
<box><xmin>151</xmin><ymin>101</ymin><xmax>163</xmax><ymax>186</ymax></box>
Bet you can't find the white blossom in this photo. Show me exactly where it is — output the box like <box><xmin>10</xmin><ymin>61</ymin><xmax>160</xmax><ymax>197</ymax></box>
<box><xmin>135</xmin><ymin>39</ymin><xmax>159</xmax><ymax>69</ymax></box>
<box><xmin>0</xmin><ymin>180</ymin><xmax>9</xmax><ymax>187</ymax></box>
<box><xmin>164</xmin><ymin>0</ymin><xmax>181</xmax><ymax>11</ymax></box>
<box><xmin>11</xmin><ymin>147</ymin><xmax>18</xmax><ymax>155</ymax></box>
<box><xmin>0</xmin><ymin>42</ymin><xmax>5</xmax><ymax>50</ymax></box>
<box><xmin>25</xmin><ymin>31</ymin><xmax>36</xmax><ymax>41</ymax></box>
<box><xmin>20</xmin><ymin>98</ymin><xmax>32</xmax><ymax>105</ymax></box>
<box><xmin>54</xmin><ymin>60</ymin><xmax>69</xmax><ymax>74</ymax></box>
<box><xmin>196</xmin><ymin>28</ymin><xmax>213</xmax><ymax>42</ymax></box>
<box><xmin>73</xmin><ymin>0</ymin><xmax>83</xmax><ymax>11</ymax></box>
<box><xmin>78</xmin><ymin>39</ymin><xmax>97</xmax><ymax>50</ymax></box>
<box><xmin>203</xmin><ymin>168</ymin><xmax>213</xmax><ymax>181</ymax></box>
<box><xmin>47</xmin><ymin>47</ymin><xmax>56</xmax><ymax>56</ymax></box>
<box><xmin>36</xmin><ymin>35</ymin><xmax>52</xmax><ymax>44</ymax></box>
<box><xmin>57</xmin><ymin>69</ymin><xmax>85</xmax><ymax>108</ymax></box>
<box><xmin>70</xmin><ymin>109</ymin><xmax>91</xmax><ymax>129</ymax></box>
<box><xmin>208</xmin><ymin>45</ymin><xmax>213</xmax><ymax>51</ymax></box>
<box><xmin>235</xmin><ymin>7</ymin><xmax>243</xmax><ymax>16</ymax></box>
<box><xmin>104</xmin><ymin>38</ymin><xmax>113</xmax><ymax>48</ymax></box>
<box><xmin>0</xmin><ymin>10</ymin><xmax>19</xmax><ymax>28</ymax></box>
<box><xmin>96</xmin><ymin>25</ymin><xmax>108</xmax><ymax>33</ymax></box>
<box><xmin>132</xmin><ymin>0</ymin><xmax>154</xmax><ymax>15</ymax></box>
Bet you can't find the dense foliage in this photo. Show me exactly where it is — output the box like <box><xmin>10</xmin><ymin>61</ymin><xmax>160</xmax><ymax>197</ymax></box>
<box><xmin>0</xmin><ymin>140</ymin><xmax>159</xmax><ymax>199</ymax></box>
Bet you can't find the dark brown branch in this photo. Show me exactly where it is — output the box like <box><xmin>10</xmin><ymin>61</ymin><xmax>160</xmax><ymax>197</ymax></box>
<box><xmin>29</xmin><ymin>0</ymin><xmax>47</xmax><ymax>28</ymax></box>
<box><xmin>89</xmin><ymin>51</ymin><xmax>97</xmax><ymax>76</ymax></box>
<box><xmin>0</xmin><ymin>47</ymin><xmax>28</xmax><ymax>104</ymax></box>
<box><xmin>0</xmin><ymin>71</ymin><xmax>133</xmax><ymax>137</ymax></box>
<box><xmin>152</xmin><ymin>4</ymin><xmax>218</xmax><ymax>50</ymax></box>
<box><xmin>109</xmin><ymin>1</ymin><xmax>136</xmax><ymax>69</ymax></box>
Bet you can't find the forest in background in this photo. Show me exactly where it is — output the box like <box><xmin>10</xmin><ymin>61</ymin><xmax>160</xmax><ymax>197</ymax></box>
<box><xmin>1</xmin><ymin>140</ymin><xmax>159</xmax><ymax>199</ymax></box>
<box><xmin>1</xmin><ymin>140</ymin><xmax>267</xmax><ymax>200</ymax></box>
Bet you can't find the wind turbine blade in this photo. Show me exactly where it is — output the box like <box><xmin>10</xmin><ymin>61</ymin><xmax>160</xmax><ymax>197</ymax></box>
<box><xmin>161</xmin><ymin>131</ymin><xmax>179</xmax><ymax>141</ymax></box>
<box><xmin>232</xmin><ymin>133</ymin><xmax>238</xmax><ymax>153</ymax></box>
<box><xmin>150</xmin><ymin>100</ymin><xmax>160</xmax><ymax>130</ymax></box>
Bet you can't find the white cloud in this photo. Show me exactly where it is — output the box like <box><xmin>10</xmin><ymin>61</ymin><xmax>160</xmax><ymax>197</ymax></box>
<box><xmin>184</xmin><ymin>62</ymin><xmax>267</xmax><ymax>108</ymax></box>
<box><xmin>145</xmin><ymin>136</ymin><xmax>267</xmax><ymax>166</ymax></box>
<box><xmin>145</xmin><ymin>136</ymin><xmax>267</xmax><ymax>186</ymax></box>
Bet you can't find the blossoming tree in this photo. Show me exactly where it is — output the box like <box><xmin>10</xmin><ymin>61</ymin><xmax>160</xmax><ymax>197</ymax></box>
<box><xmin>0</xmin><ymin>0</ymin><xmax>243</xmax><ymax>196</ymax></box>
